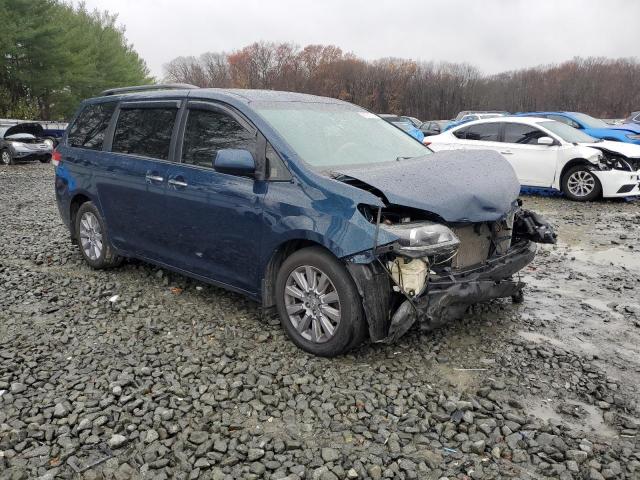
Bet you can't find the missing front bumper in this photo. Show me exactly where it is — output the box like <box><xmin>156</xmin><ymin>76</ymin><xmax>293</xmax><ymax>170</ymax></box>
<box><xmin>385</xmin><ymin>241</ymin><xmax>536</xmax><ymax>342</ymax></box>
<box><xmin>348</xmin><ymin>241</ymin><xmax>537</xmax><ymax>343</ymax></box>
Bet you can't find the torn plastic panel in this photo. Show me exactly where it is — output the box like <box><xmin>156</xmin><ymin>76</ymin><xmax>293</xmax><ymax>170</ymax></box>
<box><xmin>387</xmin><ymin>278</ymin><xmax>526</xmax><ymax>343</ymax></box>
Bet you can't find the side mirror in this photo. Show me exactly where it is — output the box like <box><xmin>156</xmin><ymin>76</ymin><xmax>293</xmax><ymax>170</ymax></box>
<box><xmin>537</xmin><ymin>136</ymin><xmax>555</xmax><ymax>146</ymax></box>
<box><xmin>213</xmin><ymin>149</ymin><xmax>255</xmax><ymax>177</ymax></box>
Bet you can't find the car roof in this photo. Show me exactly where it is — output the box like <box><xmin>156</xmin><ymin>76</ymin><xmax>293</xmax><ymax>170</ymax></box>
<box><xmin>521</xmin><ymin>111</ymin><xmax>578</xmax><ymax>116</ymax></box>
<box><xmin>88</xmin><ymin>87</ymin><xmax>347</xmax><ymax>106</ymax></box>
<box><xmin>450</xmin><ymin>116</ymin><xmax>552</xmax><ymax>127</ymax></box>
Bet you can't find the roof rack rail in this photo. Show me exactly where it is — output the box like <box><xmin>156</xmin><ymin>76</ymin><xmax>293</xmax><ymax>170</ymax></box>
<box><xmin>100</xmin><ymin>83</ymin><xmax>199</xmax><ymax>96</ymax></box>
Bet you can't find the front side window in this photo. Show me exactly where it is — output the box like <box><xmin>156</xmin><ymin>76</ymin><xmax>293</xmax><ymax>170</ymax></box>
<box><xmin>465</xmin><ymin>123</ymin><xmax>501</xmax><ymax>141</ymax></box>
<box><xmin>182</xmin><ymin>109</ymin><xmax>256</xmax><ymax>169</ymax></box>
<box><xmin>503</xmin><ymin>123</ymin><xmax>546</xmax><ymax>144</ymax></box>
<box><xmin>112</xmin><ymin>108</ymin><xmax>177</xmax><ymax>160</ymax></box>
<box><xmin>266</xmin><ymin>143</ymin><xmax>291</xmax><ymax>180</ymax></box>
<box><xmin>68</xmin><ymin>102</ymin><xmax>116</xmax><ymax>150</ymax></box>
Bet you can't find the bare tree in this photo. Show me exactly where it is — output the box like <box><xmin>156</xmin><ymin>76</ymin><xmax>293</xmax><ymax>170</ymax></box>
<box><xmin>164</xmin><ymin>44</ymin><xmax>640</xmax><ymax>120</ymax></box>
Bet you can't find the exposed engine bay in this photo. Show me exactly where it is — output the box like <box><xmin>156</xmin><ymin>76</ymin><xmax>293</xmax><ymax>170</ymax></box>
<box><xmin>330</xmin><ymin>151</ymin><xmax>557</xmax><ymax>343</ymax></box>
<box><xmin>349</xmin><ymin>201</ymin><xmax>556</xmax><ymax>343</ymax></box>
<box><xmin>591</xmin><ymin>146</ymin><xmax>640</xmax><ymax>172</ymax></box>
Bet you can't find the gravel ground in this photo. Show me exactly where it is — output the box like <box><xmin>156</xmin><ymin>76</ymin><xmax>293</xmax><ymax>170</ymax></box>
<box><xmin>1</xmin><ymin>163</ymin><xmax>639</xmax><ymax>480</ymax></box>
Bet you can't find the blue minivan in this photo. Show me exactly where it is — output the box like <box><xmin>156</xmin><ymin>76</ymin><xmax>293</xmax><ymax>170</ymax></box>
<box><xmin>54</xmin><ymin>85</ymin><xmax>555</xmax><ymax>356</ymax></box>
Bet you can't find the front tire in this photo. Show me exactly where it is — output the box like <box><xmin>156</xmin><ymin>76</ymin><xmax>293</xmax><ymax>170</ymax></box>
<box><xmin>562</xmin><ymin>165</ymin><xmax>601</xmax><ymax>201</ymax></box>
<box><xmin>1</xmin><ymin>150</ymin><xmax>14</xmax><ymax>165</ymax></box>
<box><xmin>75</xmin><ymin>202</ymin><xmax>122</xmax><ymax>269</ymax></box>
<box><xmin>275</xmin><ymin>247</ymin><xmax>366</xmax><ymax>357</ymax></box>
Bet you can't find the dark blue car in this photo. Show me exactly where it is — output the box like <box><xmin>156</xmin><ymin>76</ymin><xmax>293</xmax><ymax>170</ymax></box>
<box><xmin>54</xmin><ymin>85</ymin><xmax>555</xmax><ymax>356</ymax></box>
<box><xmin>514</xmin><ymin>112</ymin><xmax>640</xmax><ymax>145</ymax></box>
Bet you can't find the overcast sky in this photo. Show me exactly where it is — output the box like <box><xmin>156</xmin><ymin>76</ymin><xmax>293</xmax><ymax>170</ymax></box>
<box><xmin>81</xmin><ymin>0</ymin><xmax>639</xmax><ymax>79</ymax></box>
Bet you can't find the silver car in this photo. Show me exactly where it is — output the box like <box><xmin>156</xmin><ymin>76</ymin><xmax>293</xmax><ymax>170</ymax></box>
<box><xmin>0</xmin><ymin>123</ymin><xmax>53</xmax><ymax>165</ymax></box>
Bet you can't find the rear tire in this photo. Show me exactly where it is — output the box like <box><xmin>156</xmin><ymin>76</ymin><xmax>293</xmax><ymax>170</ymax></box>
<box><xmin>275</xmin><ymin>246</ymin><xmax>366</xmax><ymax>357</ymax></box>
<box><xmin>562</xmin><ymin>165</ymin><xmax>602</xmax><ymax>201</ymax></box>
<box><xmin>1</xmin><ymin>150</ymin><xmax>14</xmax><ymax>165</ymax></box>
<box><xmin>75</xmin><ymin>202</ymin><xmax>122</xmax><ymax>269</ymax></box>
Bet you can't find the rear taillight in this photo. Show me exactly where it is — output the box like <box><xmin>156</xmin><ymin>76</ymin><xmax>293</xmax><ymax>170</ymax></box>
<box><xmin>52</xmin><ymin>149</ymin><xmax>62</xmax><ymax>167</ymax></box>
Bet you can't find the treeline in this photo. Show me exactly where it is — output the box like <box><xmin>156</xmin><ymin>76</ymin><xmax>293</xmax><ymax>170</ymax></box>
<box><xmin>164</xmin><ymin>42</ymin><xmax>640</xmax><ymax>120</ymax></box>
<box><xmin>0</xmin><ymin>0</ymin><xmax>150</xmax><ymax>120</ymax></box>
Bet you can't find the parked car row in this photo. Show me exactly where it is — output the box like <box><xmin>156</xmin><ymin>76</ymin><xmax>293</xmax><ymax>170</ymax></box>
<box><xmin>52</xmin><ymin>84</ymin><xmax>556</xmax><ymax>356</ymax></box>
<box><xmin>513</xmin><ymin>112</ymin><xmax>640</xmax><ymax>145</ymax></box>
<box><xmin>378</xmin><ymin>114</ymin><xmax>424</xmax><ymax>141</ymax></box>
<box><xmin>376</xmin><ymin>108</ymin><xmax>640</xmax><ymax>202</ymax></box>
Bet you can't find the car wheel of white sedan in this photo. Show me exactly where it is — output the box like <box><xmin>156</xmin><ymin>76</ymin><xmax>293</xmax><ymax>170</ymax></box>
<box><xmin>562</xmin><ymin>165</ymin><xmax>602</xmax><ymax>201</ymax></box>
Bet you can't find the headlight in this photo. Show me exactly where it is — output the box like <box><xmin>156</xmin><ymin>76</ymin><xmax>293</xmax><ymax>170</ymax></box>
<box><xmin>8</xmin><ymin>141</ymin><xmax>25</xmax><ymax>147</ymax></box>
<box><xmin>43</xmin><ymin>138</ymin><xmax>54</xmax><ymax>147</ymax></box>
<box><xmin>381</xmin><ymin>221</ymin><xmax>460</xmax><ymax>258</ymax></box>
<box><xmin>626</xmin><ymin>134</ymin><xmax>640</xmax><ymax>140</ymax></box>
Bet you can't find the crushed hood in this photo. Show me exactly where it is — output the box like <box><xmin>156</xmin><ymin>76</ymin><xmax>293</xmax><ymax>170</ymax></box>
<box><xmin>584</xmin><ymin>140</ymin><xmax>640</xmax><ymax>159</ymax></box>
<box><xmin>334</xmin><ymin>150</ymin><xmax>521</xmax><ymax>223</ymax></box>
<box><xmin>3</xmin><ymin>123</ymin><xmax>44</xmax><ymax>138</ymax></box>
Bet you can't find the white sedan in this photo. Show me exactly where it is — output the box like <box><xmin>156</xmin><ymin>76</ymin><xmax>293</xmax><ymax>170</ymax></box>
<box><xmin>425</xmin><ymin>117</ymin><xmax>640</xmax><ymax>201</ymax></box>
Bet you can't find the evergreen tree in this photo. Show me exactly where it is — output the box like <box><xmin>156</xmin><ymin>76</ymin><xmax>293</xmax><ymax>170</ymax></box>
<box><xmin>0</xmin><ymin>0</ymin><xmax>151</xmax><ymax>120</ymax></box>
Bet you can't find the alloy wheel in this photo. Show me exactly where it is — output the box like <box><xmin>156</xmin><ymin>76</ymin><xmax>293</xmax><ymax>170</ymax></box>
<box><xmin>283</xmin><ymin>265</ymin><xmax>341</xmax><ymax>344</ymax></box>
<box><xmin>567</xmin><ymin>170</ymin><xmax>595</xmax><ymax>197</ymax></box>
<box><xmin>1</xmin><ymin>151</ymin><xmax>10</xmax><ymax>165</ymax></box>
<box><xmin>79</xmin><ymin>212</ymin><xmax>103</xmax><ymax>261</ymax></box>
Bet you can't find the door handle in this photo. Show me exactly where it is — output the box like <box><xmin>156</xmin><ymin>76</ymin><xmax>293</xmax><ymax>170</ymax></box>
<box><xmin>168</xmin><ymin>178</ymin><xmax>188</xmax><ymax>188</ymax></box>
<box><xmin>500</xmin><ymin>150</ymin><xmax>513</xmax><ymax>155</ymax></box>
<box><xmin>145</xmin><ymin>173</ymin><xmax>164</xmax><ymax>183</ymax></box>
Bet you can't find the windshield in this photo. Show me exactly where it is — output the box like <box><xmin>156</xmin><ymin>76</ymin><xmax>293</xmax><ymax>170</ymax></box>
<box><xmin>540</xmin><ymin>120</ymin><xmax>597</xmax><ymax>143</ymax></box>
<box><xmin>571</xmin><ymin>112</ymin><xmax>608</xmax><ymax>129</ymax></box>
<box><xmin>254</xmin><ymin>102</ymin><xmax>429</xmax><ymax>168</ymax></box>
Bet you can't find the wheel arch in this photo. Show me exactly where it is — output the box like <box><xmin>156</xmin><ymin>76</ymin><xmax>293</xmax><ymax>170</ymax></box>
<box><xmin>69</xmin><ymin>193</ymin><xmax>93</xmax><ymax>240</ymax></box>
<box><xmin>558</xmin><ymin>158</ymin><xmax>595</xmax><ymax>186</ymax></box>
<box><xmin>261</xmin><ymin>238</ymin><xmax>331</xmax><ymax>309</ymax></box>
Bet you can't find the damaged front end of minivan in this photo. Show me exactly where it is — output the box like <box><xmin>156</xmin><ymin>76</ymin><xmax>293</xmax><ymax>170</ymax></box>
<box><xmin>336</xmin><ymin>151</ymin><xmax>557</xmax><ymax>343</ymax></box>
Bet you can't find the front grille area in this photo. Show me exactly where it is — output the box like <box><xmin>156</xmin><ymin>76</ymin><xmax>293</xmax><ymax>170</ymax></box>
<box><xmin>451</xmin><ymin>223</ymin><xmax>493</xmax><ymax>269</ymax></box>
<box><xmin>450</xmin><ymin>212</ymin><xmax>516</xmax><ymax>270</ymax></box>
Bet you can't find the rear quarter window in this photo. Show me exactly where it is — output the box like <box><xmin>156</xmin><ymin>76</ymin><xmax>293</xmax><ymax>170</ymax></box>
<box><xmin>67</xmin><ymin>102</ymin><xmax>116</xmax><ymax>150</ymax></box>
<box><xmin>465</xmin><ymin>123</ymin><xmax>501</xmax><ymax>141</ymax></box>
<box><xmin>453</xmin><ymin>126</ymin><xmax>469</xmax><ymax>139</ymax></box>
